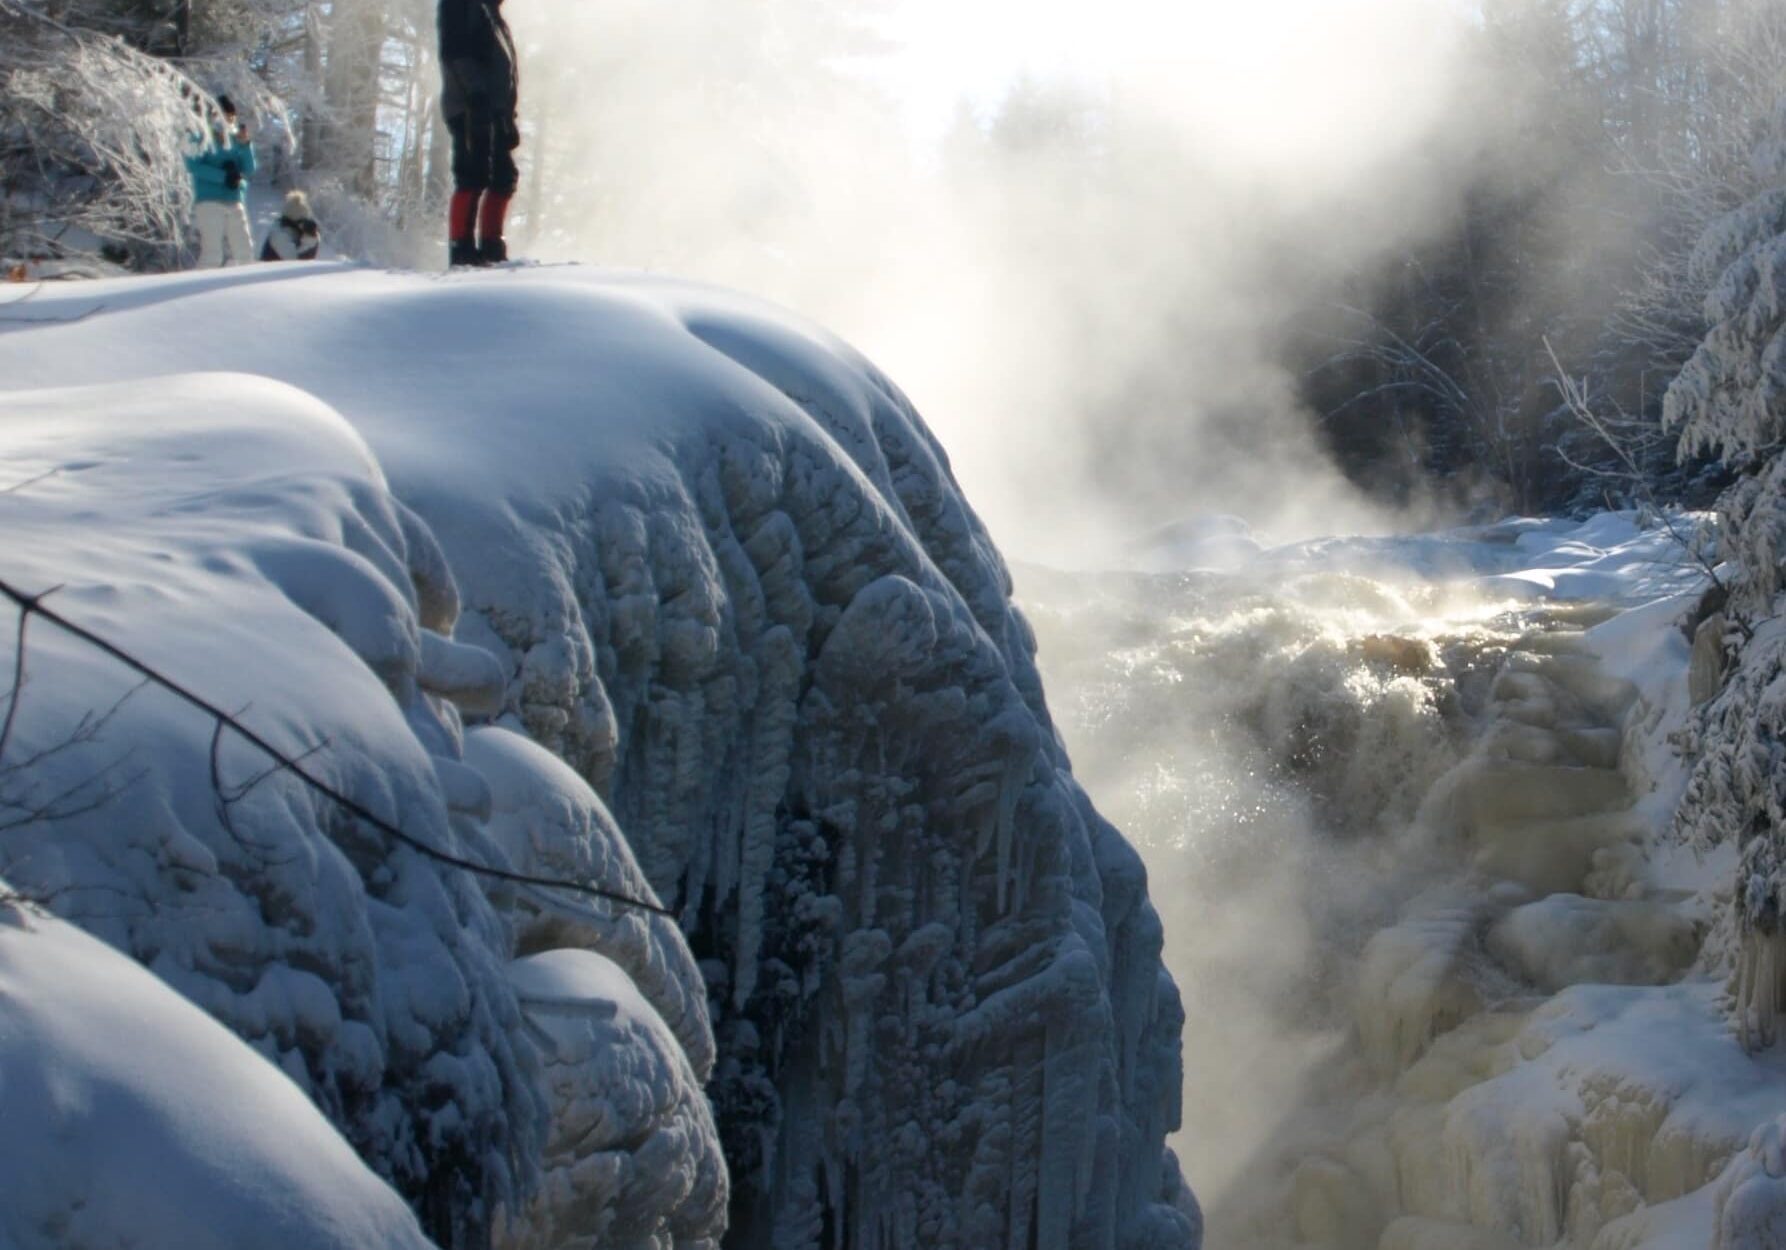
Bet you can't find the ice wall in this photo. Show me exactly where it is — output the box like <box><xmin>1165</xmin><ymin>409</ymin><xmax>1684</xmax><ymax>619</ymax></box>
<box><xmin>0</xmin><ymin>267</ymin><xmax>1195</xmax><ymax>1250</ymax></box>
<box><xmin>418</xmin><ymin>292</ymin><xmax>1199</xmax><ymax>1250</ymax></box>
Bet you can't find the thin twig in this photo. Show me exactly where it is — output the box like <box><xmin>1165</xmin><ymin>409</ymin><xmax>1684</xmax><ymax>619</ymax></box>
<box><xmin>1543</xmin><ymin>335</ymin><xmax>1726</xmax><ymax>595</ymax></box>
<box><xmin>0</xmin><ymin>761</ymin><xmax>147</xmax><ymax>833</ymax></box>
<box><xmin>0</xmin><ymin>574</ymin><xmax>675</xmax><ymax>918</ymax></box>
<box><xmin>0</xmin><ymin>603</ymin><xmax>31</xmax><ymax>766</ymax></box>
<box><xmin>0</xmin><ymin>467</ymin><xmax>60</xmax><ymax>495</ymax></box>
<box><xmin>0</xmin><ymin>303</ymin><xmax>108</xmax><ymax>326</ymax></box>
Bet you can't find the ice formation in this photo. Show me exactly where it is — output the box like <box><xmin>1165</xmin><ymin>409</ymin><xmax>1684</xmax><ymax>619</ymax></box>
<box><xmin>1712</xmin><ymin>1114</ymin><xmax>1786</xmax><ymax>1250</ymax></box>
<box><xmin>499</xmin><ymin>949</ymin><xmax>726</xmax><ymax>1250</ymax></box>
<box><xmin>0</xmin><ymin>267</ymin><xmax>1192</xmax><ymax>1249</ymax></box>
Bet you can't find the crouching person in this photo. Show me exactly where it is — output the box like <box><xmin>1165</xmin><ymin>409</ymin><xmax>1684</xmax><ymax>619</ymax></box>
<box><xmin>185</xmin><ymin>95</ymin><xmax>257</xmax><ymax>268</ymax></box>
<box><xmin>261</xmin><ymin>190</ymin><xmax>322</xmax><ymax>261</ymax></box>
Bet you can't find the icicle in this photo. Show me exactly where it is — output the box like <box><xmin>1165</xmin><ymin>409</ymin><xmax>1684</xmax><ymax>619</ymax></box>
<box><xmin>1736</xmin><ymin>927</ymin><xmax>1786</xmax><ymax>1053</ymax></box>
<box><xmin>994</xmin><ymin>749</ymin><xmax>1024</xmax><ymax>915</ymax></box>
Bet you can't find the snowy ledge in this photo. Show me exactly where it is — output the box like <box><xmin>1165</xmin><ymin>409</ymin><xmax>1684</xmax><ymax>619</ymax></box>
<box><xmin>0</xmin><ymin>264</ymin><xmax>1195</xmax><ymax>1250</ymax></box>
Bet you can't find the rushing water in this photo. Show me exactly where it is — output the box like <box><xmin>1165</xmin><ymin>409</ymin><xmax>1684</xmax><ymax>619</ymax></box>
<box><xmin>1017</xmin><ymin>554</ymin><xmax>1627</xmax><ymax>1246</ymax></box>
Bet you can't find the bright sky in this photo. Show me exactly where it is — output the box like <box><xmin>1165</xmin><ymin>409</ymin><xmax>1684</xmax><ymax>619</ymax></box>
<box><xmin>873</xmin><ymin>0</ymin><xmax>1106</xmax><ymax>135</ymax></box>
<box><xmin>873</xmin><ymin>0</ymin><xmax>1471</xmax><ymax>147</ymax></box>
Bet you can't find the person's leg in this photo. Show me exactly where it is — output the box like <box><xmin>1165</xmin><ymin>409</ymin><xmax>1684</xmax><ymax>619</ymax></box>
<box><xmin>447</xmin><ymin>112</ymin><xmax>485</xmax><ymax>265</ymax></box>
<box><xmin>224</xmin><ymin>203</ymin><xmax>254</xmax><ymax>266</ymax></box>
<box><xmin>194</xmin><ymin>202</ymin><xmax>225</xmax><ymax>268</ymax></box>
<box><xmin>476</xmin><ymin>122</ymin><xmax>519</xmax><ymax>263</ymax></box>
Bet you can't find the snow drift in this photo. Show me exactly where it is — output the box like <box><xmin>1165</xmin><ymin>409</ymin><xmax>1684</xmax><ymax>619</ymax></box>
<box><xmin>0</xmin><ymin>264</ymin><xmax>1193</xmax><ymax>1250</ymax></box>
<box><xmin>0</xmin><ymin>898</ymin><xmax>436</xmax><ymax>1250</ymax></box>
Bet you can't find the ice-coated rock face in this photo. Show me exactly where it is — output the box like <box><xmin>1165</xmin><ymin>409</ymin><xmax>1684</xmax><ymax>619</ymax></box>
<box><xmin>0</xmin><ymin>376</ymin><xmax>537</xmax><ymax>1243</ymax></box>
<box><xmin>421</xmin><ymin>288</ymin><xmax>1197</xmax><ymax>1250</ymax></box>
<box><xmin>0</xmin><ymin>268</ymin><xmax>1195</xmax><ymax>1250</ymax></box>
<box><xmin>500</xmin><ymin>949</ymin><xmax>727</xmax><ymax>1250</ymax></box>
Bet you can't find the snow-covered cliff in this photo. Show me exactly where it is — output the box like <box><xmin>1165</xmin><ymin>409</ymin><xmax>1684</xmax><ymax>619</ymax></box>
<box><xmin>0</xmin><ymin>266</ymin><xmax>1194</xmax><ymax>1249</ymax></box>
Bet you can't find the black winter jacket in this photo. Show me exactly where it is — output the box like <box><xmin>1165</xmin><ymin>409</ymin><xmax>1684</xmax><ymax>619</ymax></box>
<box><xmin>438</xmin><ymin>0</ymin><xmax>517</xmax><ymax>125</ymax></box>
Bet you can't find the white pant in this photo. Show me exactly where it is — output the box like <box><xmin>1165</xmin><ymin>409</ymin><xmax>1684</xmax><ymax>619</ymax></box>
<box><xmin>194</xmin><ymin>200</ymin><xmax>254</xmax><ymax>267</ymax></box>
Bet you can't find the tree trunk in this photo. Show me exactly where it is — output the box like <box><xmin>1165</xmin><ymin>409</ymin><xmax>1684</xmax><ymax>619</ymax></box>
<box><xmin>318</xmin><ymin>0</ymin><xmax>383</xmax><ymax>197</ymax></box>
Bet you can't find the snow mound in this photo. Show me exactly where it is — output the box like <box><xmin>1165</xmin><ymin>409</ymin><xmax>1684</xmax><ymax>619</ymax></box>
<box><xmin>1712</xmin><ymin>1114</ymin><xmax>1786</xmax><ymax>1250</ymax></box>
<box><xmin>0</xmin><ymin>265</ymin><xmax>1191</xmax><ymax>1249</ymax></box>
<box><xmin>0</xmin><ymin>899</ymin><xmax>432</xmax><ymax>1250</ymax></box>
<box><xmin>0</xmin><ymin>371</ymin><xmax>715</xmax><ymax>1247</ymax></box>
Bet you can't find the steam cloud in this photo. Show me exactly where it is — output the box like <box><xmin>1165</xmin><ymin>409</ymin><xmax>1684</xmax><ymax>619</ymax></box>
<box><xmin>493</xmin><ymin>2</ymin><xmax>1760</xmax><ymax>1240</ymax></box>
<box><xmin>503</xmin><ymin>0</ymin><xmax>1537</xmax><ymax>563</ymax></box>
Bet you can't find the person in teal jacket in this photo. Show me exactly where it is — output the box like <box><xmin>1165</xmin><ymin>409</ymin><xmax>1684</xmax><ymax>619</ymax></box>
<box><xmin>185</xmin><ymin>95</ymin><xmax>257</xmax><ymax>267</ymax></box>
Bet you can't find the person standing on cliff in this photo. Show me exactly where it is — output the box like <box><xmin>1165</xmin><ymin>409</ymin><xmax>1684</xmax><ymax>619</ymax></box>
<box><xmin>438</xmin><ymin>0</ymin><xmax>519</xmax><ymax>267</ymax></box>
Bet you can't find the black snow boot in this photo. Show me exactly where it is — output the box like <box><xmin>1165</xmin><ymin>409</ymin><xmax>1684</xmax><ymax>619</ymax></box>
<box><xmin>449</xmin><ymin>238</ymin><xmax>483</xmax><ymax>268</ymax></box>
<box><xmin>477</xmin><ymin>237</ymin><xmax>508</xmax><ymax>265</ymax></box>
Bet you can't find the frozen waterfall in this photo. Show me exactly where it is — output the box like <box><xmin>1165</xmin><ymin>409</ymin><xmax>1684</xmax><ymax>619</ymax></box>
<box><xmin>1021</xmin><ymin>514</ymin><xmax>1768</xmax><ymax>1250</ymax></box>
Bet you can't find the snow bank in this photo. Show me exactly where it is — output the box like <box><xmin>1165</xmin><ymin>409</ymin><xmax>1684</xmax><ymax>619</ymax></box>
<box><xmin>0</xmin><ymin>898</ymin><xmax>433</xmax><ymax>1250</ymax></box>
<box><xmin>0</xmin><ymin>265</ymin><xmax>1192</xmax><ymax>1249</ymax></box>
<box><xmin>0</xmin><ymin>370</ymin><xmax>718</xmax><ymax>1247</ymax></box>
<box><xmin>0</xmin><ymin>373</ymin><xmax>538</xmax><ymax>1236</ymax></box>
<box><xmin>1392</xmin><ymin>981</ymin><xmax>1786</xmax><ymax>1247</ymax></box>
<box><xmin>1128</xmin><ymin>510</ymin><xmax>1714</xmax><ymax>610</ymax></box>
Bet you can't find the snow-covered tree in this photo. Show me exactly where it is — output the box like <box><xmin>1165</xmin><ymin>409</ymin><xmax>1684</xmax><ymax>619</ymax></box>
<box><xmin>0</xmin><ymin>0</ymin><xmax>211</xmax><ymax>266</ymax></box>
<box><xmin>1664</xmin><ymin>103</ymin><xmax>1786</xmax><ymax>469</ymax></box>
<box><xmin>1667</xmin><ymin>96</ymin><xmax>1786</xmax><ymax>1049</ymax></box>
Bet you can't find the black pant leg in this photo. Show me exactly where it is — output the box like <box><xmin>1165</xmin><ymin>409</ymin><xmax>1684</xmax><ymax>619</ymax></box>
<box><xmin>447</xmin><ymin>110</ymin><xmax>492</xmax><ymax>191</ymax></box>
<box><xmin>491</xmin><ymin>136</ymin><xmax>518</xmax><ymax>197</ymax></box>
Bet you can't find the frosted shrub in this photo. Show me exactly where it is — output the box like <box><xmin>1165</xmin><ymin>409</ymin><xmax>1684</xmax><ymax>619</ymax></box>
<box><xmin>0</xmin><ymin>2</ymin><xmax>209</xmax><ymax>266</ymax></box>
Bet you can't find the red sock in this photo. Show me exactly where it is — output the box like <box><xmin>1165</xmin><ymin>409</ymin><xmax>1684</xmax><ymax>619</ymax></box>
<box><xmin>477</xmin><ymin>192</ymin><xmax>511</xmax><ymax>244</ymax></box>
<box><xmin>449</xmin><ymin>189</ymin><xmax>479</xmax><ymax>242</ymax></box>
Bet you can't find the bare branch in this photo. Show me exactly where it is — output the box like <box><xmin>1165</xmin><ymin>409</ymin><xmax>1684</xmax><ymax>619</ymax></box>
<box><xmin>0</xmin><ymin>575</ymin><xmax>676</xmax><ymax>918</ymax></box>
<box><xmin>1544</xmin><ymin>334</ymin><xmax>1725</xmax><ymax>594</ymax></box>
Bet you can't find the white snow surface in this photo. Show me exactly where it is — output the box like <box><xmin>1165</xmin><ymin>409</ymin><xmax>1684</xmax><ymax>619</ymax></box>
<box><xmin>0</xmin><ymin>373</ymin><xmax>543</xmax><ymax>1237</ymax></box>
<box><xmin>0</xmin><ymin>265</ymin><xmax>1191</xmax><ymax>1250</ymax></box>
<box><xmin>1130</xmin><ymin>510</ymin><xmax>1716</xmax><ymax>607</ymax></box>
<box><xmin>0</xmin><ymin>898</ymin><xmax>434</xmax><ymax>1250</ymax></box>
